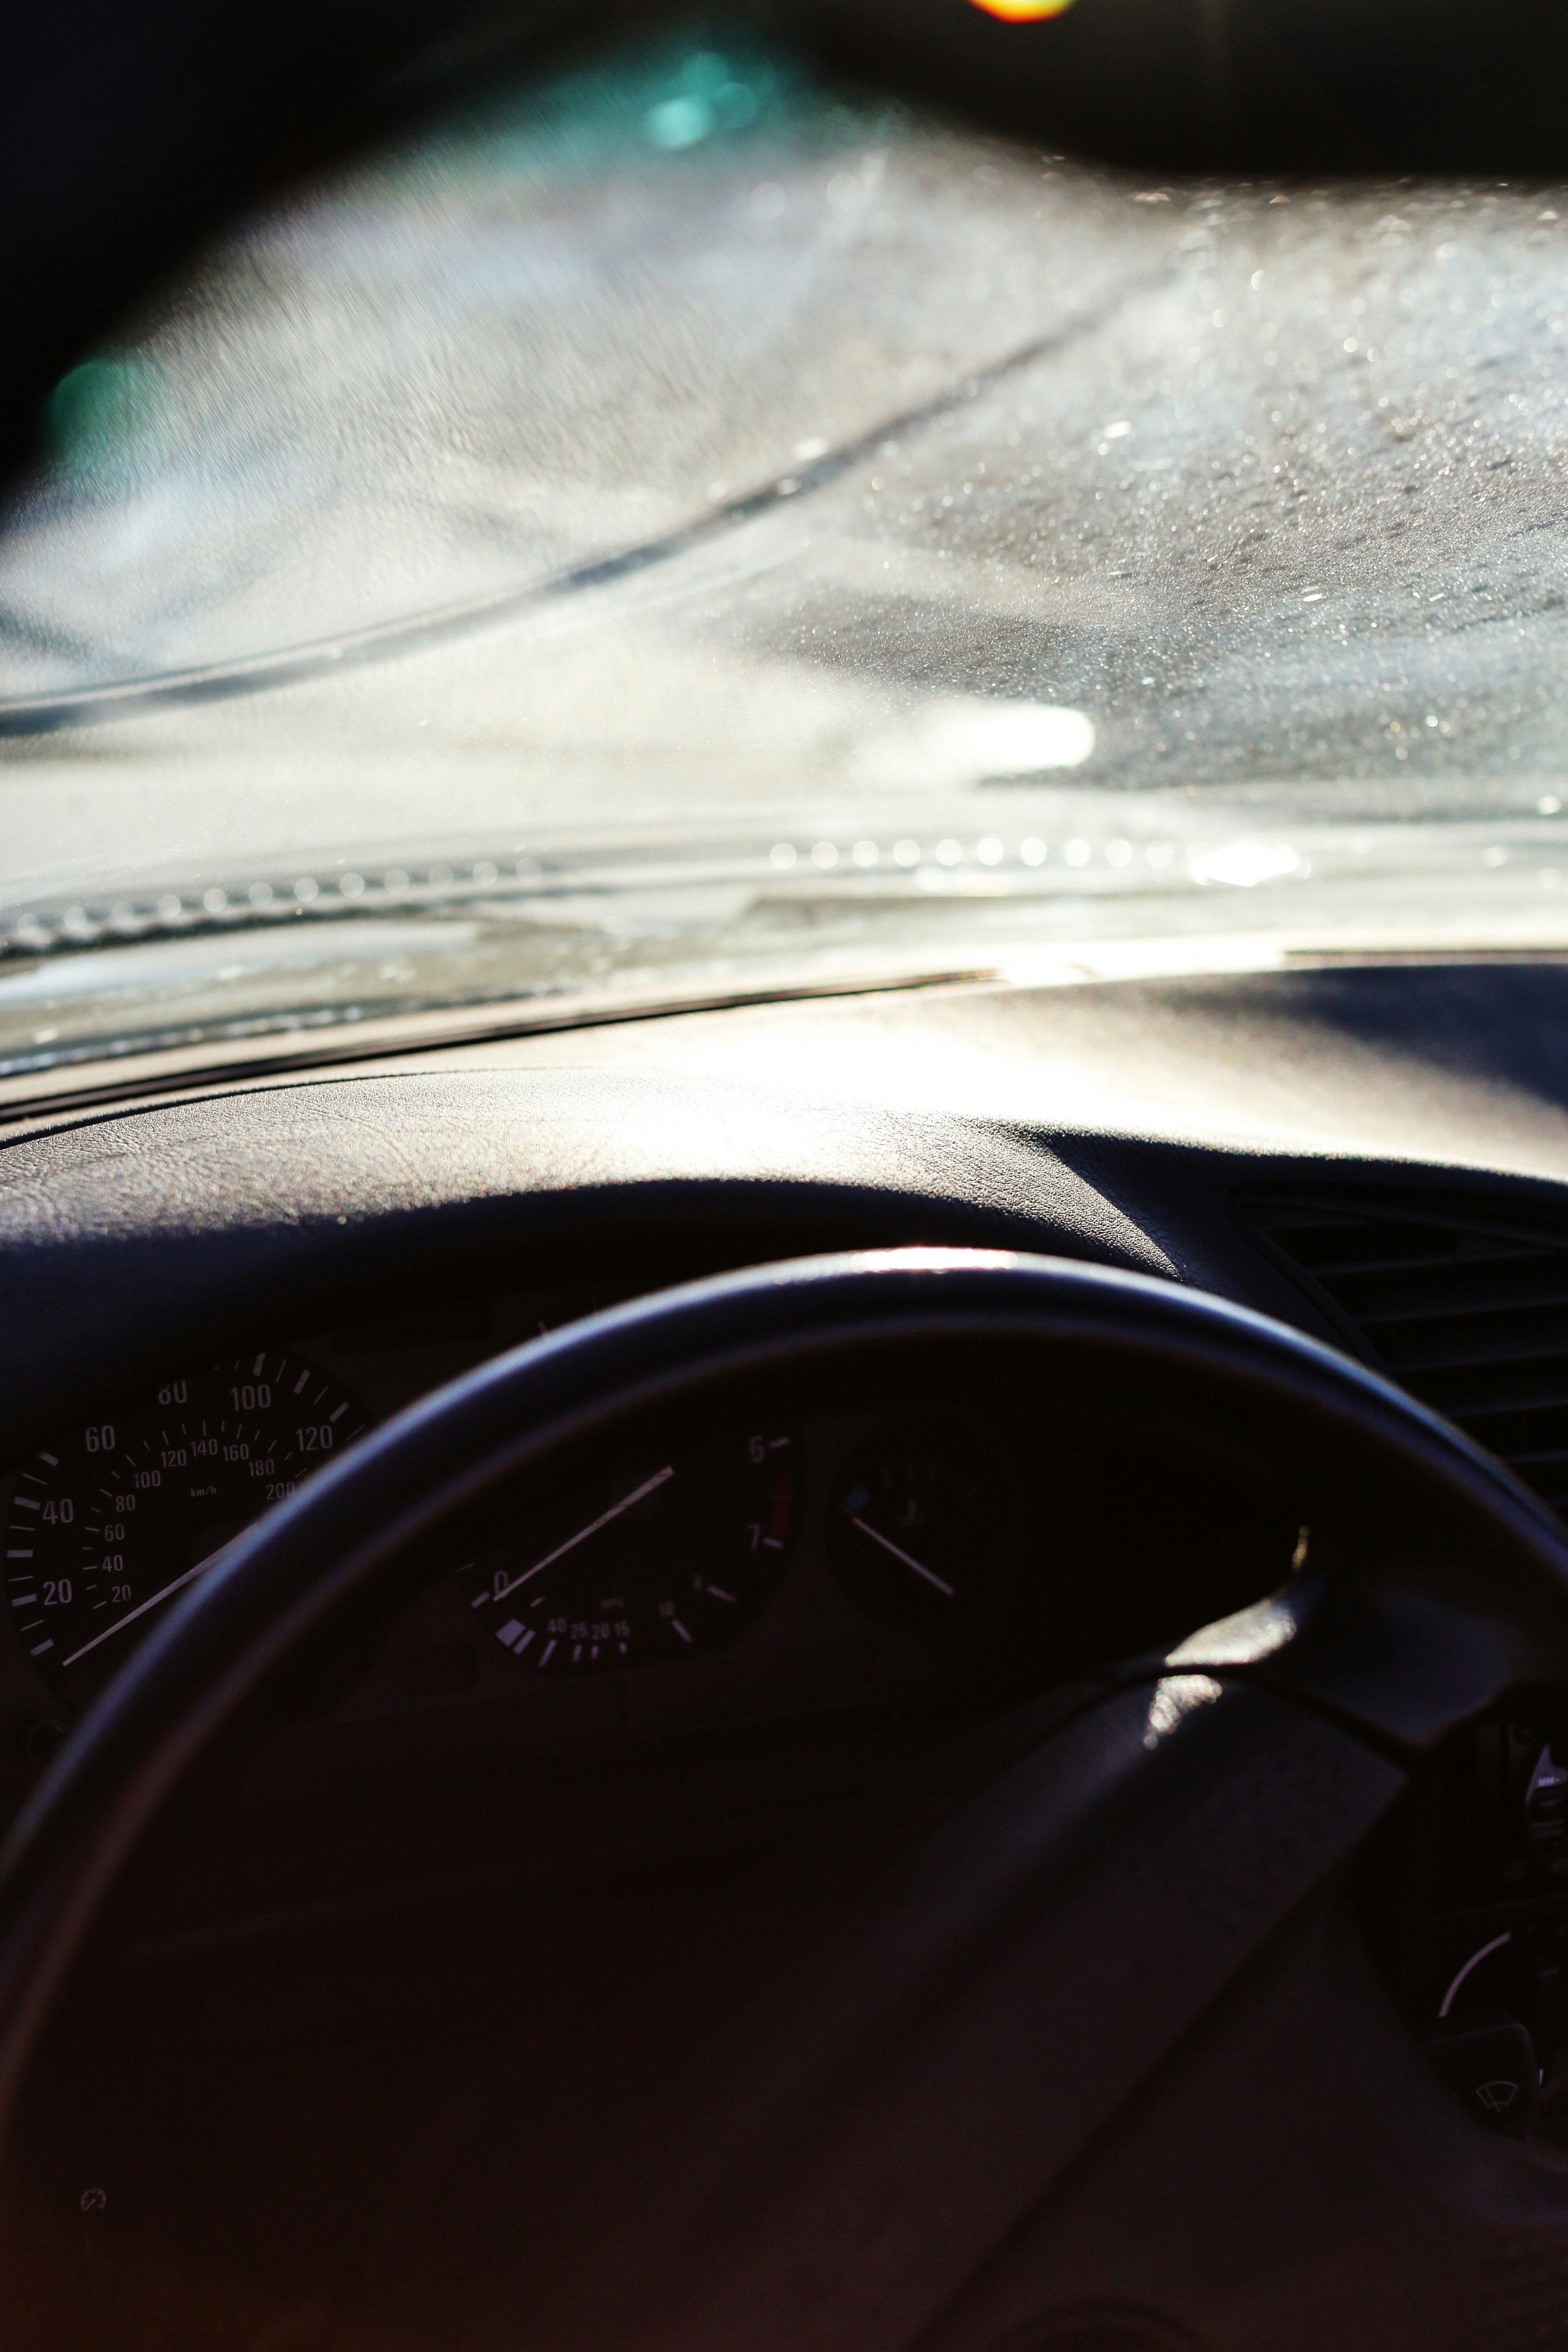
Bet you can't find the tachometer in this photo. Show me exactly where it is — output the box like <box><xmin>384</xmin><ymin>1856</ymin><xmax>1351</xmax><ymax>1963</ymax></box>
<box><xmin>459</xmin><ymin>1425</ymin><xmax>800</xmax><ymax>1673</ymax></box>
<box><xmin>7</xmin><ymin>1354</ymin><xmax>369</xmax><ymax>1696</ymax></box>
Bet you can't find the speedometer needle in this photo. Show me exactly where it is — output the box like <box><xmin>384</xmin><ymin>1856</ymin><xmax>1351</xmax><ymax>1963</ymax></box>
<box><xmin>845</xmin><ymin>1512</ymin><xmax>955</xmax><ymax>1599</ymax></box>
<box><xmin>59</xmin><ymin>1545</ymin><xmax>232</xmax><ymax>1670</ymax></box>
<box><xmin>483</xmin><ymin>1465</ymin><xmax>675</xmax><ymax>1607</ymax></box>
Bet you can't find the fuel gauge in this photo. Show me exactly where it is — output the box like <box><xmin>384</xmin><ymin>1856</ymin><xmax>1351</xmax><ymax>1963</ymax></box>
<box><xmin>827</xmin><ymin>1416</ymin><xmax>1010</xmax><ymax>1633</ymax></box>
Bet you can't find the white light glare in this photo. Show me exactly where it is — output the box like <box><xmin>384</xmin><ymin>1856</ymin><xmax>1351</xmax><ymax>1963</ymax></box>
<box><xmin>852</xmin><ymin>696</ymin><xmax>1096</xmax><ymax>791</ymax></box>
<box><xmin>1189</xmin><ymin>842</ymin><xmax>1304</xmax><ymax>888</ymax></box>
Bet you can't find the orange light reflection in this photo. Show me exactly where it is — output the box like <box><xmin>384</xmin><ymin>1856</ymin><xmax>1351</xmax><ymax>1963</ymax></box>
<box><xmin>968</xmin><ymin>0</ymin><xmax>1078</xmax><ymax>20</ymax></box>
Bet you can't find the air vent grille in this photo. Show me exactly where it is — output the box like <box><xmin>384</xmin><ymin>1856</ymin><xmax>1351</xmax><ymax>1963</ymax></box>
<box><xmin>1238</xmin><ymin>1190</ymin><xmax>1568</xmax><ymax>1519</ymax></box>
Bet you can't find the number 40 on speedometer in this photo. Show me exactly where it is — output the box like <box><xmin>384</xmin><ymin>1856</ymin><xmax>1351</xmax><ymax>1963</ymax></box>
<box><xmin>7</xmin><ymin>1354</ymin><xmax>368</xmax><ymax>1695</ymax></box>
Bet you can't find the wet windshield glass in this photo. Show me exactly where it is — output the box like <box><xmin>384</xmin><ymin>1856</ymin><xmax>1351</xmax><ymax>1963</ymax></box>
<box><xmin>4</xmin><ymin>12</ymin><xmax>1568</xmax><ymax>1080</ymax></box>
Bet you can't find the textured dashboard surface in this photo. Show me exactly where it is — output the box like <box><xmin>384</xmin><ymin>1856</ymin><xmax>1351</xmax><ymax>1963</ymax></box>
<box><xmin>10</xmin><ymin>960</ymin><xmax>1568</xmax><ymax>1452</ymax></box>
<box><xmin>0</xmin><ymin>1067</ymin><xmax>1186</xmax><ymax>1451</ymax></box>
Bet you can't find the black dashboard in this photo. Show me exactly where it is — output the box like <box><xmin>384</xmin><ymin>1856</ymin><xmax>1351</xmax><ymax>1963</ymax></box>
<box><xmin>8</xmin><ymin>960</ymin><xmax>1568</xmax><ymax>2350</ymax></box>
<box><xmin>7</xmin><ymin>959</ymin><xmax>1568</xmax><ymax>1828</ymax></box>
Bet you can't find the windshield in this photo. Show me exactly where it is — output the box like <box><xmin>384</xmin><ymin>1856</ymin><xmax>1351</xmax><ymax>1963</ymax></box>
<box><xmin>5</xmin><ymin>11</ymin><xmax>1568</xmax><ymax>1087</ymax></box>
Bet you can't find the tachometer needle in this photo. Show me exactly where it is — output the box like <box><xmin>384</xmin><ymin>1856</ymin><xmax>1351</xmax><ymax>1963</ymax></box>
<box><xmin>844</xmin><ymin>1512</ymin><xmax>955</xmax><ymax>1599</ymax></box>
<box><xmin>485</xmin><ymin>1465</ymin><xmax>675</xmax><ymax>1607</ymax></box>
<box><xmin>59</xmin><ymin>1545</ymin><xmax>232</xmax><ymax>1670</ymax></box>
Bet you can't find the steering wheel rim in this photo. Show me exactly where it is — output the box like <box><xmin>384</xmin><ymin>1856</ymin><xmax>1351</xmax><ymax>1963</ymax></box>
<box><xmin>4</xmin><ymin>1247</ymin><xmax>1568</xmax><ymax>2350</ymax></box>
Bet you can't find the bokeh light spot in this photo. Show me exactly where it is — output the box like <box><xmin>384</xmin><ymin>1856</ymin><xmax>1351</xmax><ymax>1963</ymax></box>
<box><xmin>46</xmin><ymin>357</ymin><xmax>159</xmax><ymax>468</ymax></box>
<box><xmin>644</xmin><ymin>96</ymin><xmax>713</xmax><ymax>149</ymax></box>
<box><xmin>968</xmin><ymin>0</ymin><xmax>1078</xmax><ymax>20</ymax></box>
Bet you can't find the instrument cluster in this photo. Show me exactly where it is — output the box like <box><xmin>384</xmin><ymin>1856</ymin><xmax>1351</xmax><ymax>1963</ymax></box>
<box><xmin>0</xmin><ymin>1279</ymin><xmax>1041</xmax><ymax>1736</ymax></box>
<box><xmin>0</xmin><ymin>1271</ymin><xmax>1301</xmax><ymax>1762</ymax></box>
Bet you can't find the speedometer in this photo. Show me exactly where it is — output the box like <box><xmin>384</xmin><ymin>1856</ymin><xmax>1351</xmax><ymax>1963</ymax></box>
<box><xmin>7</xmin><ymin>1353</ymin><xmax>368</xmax><ymax>1697</ymax></box>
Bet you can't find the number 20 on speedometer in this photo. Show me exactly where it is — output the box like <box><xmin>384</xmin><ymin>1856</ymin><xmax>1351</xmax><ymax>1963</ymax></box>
<box><xmin>7</xmin><ymin>1354</ymin><xmax>368</xmax><ymax>1696</ymax></box>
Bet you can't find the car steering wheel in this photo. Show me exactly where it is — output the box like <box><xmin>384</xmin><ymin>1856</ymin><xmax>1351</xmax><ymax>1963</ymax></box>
<box><xmin>2</xmin><ymin>1248</ymin><xmax>1567</xmax><ymax>2352</ymax></box>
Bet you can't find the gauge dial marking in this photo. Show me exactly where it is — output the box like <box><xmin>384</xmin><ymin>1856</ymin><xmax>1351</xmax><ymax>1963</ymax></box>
<box><xmin>459</xmin><ymin>1428</ymin><xmax>799</xmax><ymax>1675</ymax></box>
<box><xmin>57</xmin><ymin>1543</ymin><xmax>229</xmax><ymax>1669</ymax></box>
<box><xmin>7</xmin><ymin>1353</ymin><xmax>369</xmax><ymax>1698</ymax></box>
<box><xmin>843</xmin><ymin>1510</ymin><xmax>956</xmax><ymax>1599</ymax></box>
<box><xmin>482</xmin><ymin>1464</ymin><xmax>675</xmax><ymax>1607</ymax></box>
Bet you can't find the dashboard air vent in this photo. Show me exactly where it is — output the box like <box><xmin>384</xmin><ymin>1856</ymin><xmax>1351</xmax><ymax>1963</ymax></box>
<box><xmin>1237</xmin><ymin>1189</ymin><xmax>1568</xmax><ymax>1521</ymax></box>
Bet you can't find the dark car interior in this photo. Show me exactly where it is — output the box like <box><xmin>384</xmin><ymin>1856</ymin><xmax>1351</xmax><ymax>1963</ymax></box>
<box><xmin>10</xmin><ymin>8</ymin><xmax>1568</xmax><ymax>2352</ymax></box>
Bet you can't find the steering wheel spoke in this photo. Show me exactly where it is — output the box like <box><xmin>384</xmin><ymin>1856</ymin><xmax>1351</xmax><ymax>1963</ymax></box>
<box><xmin>417</xmin><ymin>1677</ymin><xmax>1402</xmax><ymax>2352</ymax></box>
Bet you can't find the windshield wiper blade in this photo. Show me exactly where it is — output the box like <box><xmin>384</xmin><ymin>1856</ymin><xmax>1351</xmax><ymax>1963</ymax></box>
<box><xmin>0</xmin><ymin>833</ymin><xmax>781</xmax><ymax>964</ymax></box>
<box><xmin>1</xmin><ymin>813</ymin><xmax>1208</xmax><ymax>964</ymax></box>
<box><xmin>8</xmin><ymin>805</ymin><xmax>1563</xmax><ymax>972</ymax></box>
